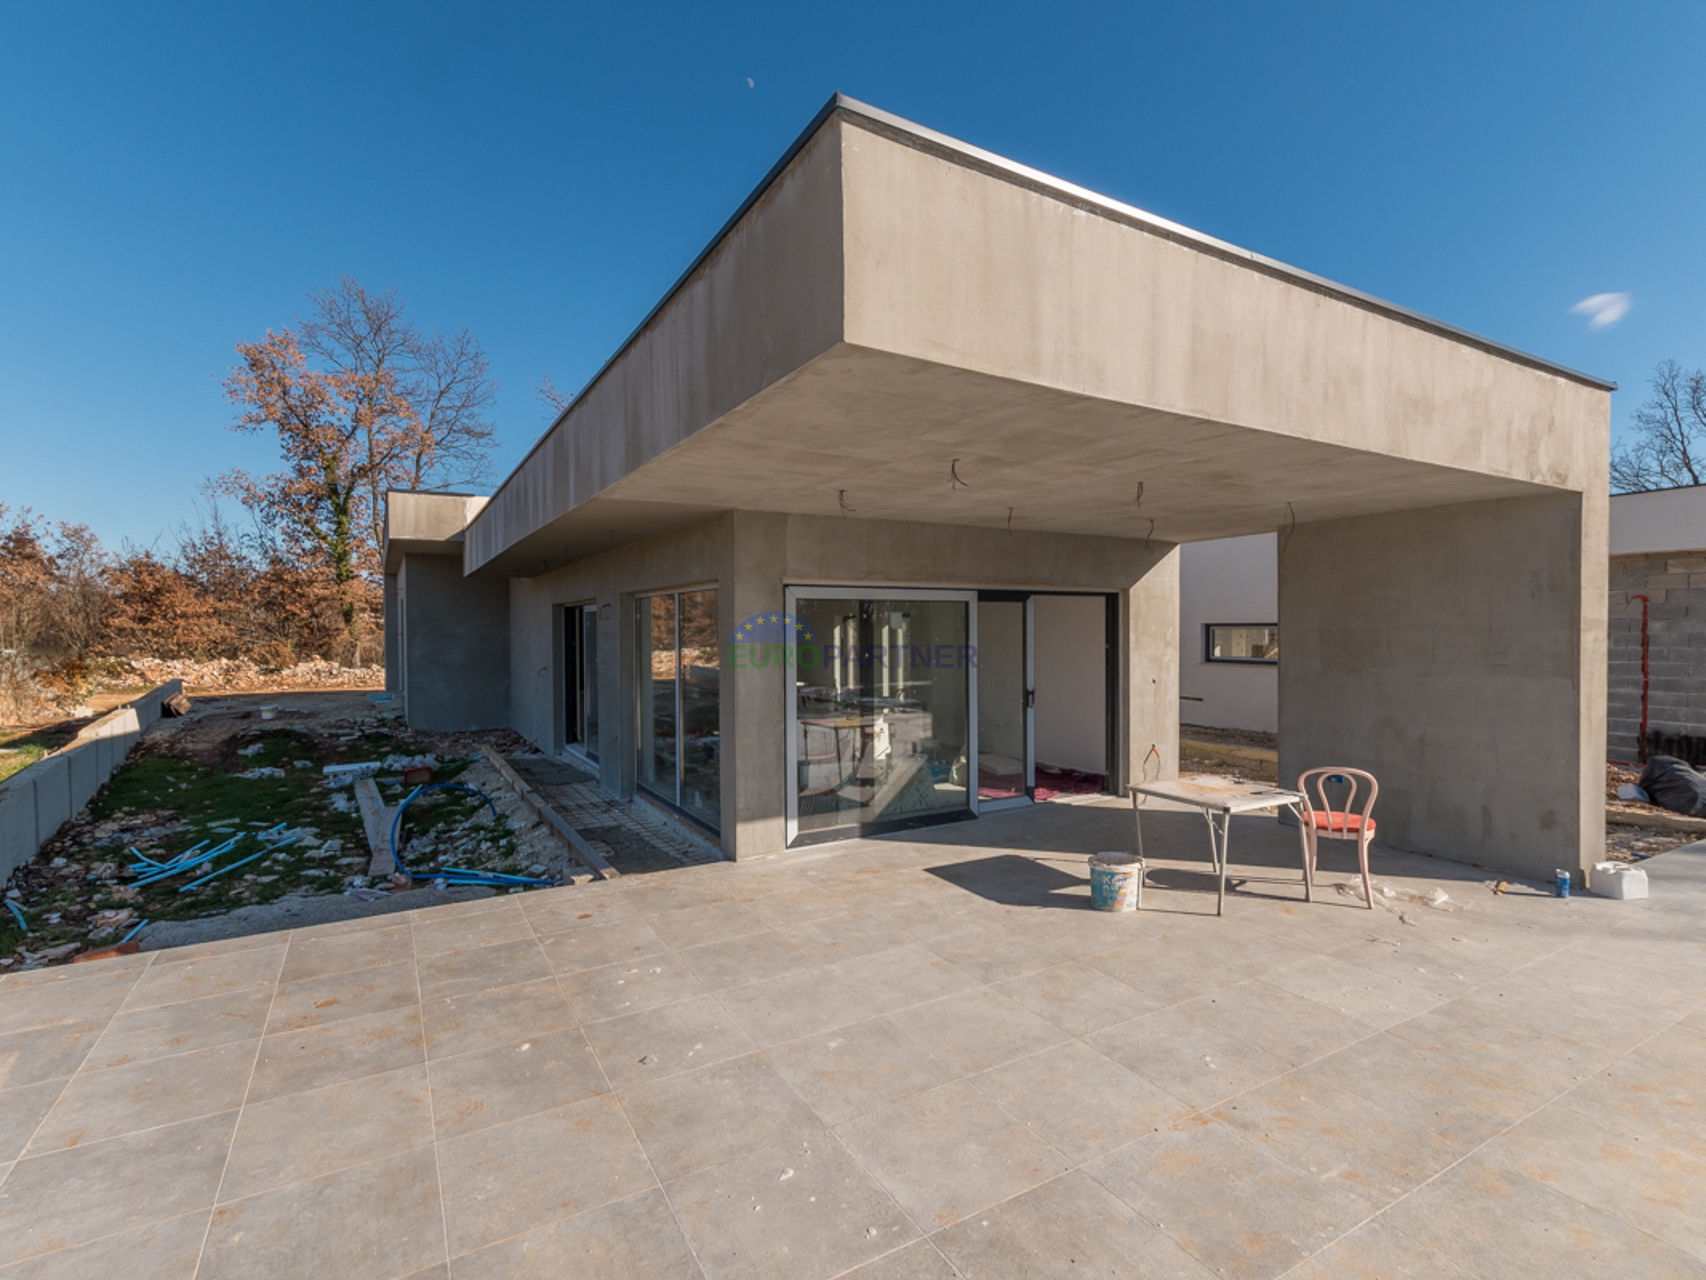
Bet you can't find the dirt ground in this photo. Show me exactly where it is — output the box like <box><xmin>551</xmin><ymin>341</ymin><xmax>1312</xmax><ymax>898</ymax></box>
<box><xmin>0</xmin><ymin>692</ymin><xmax>592</xmax><ymax>969</ymax></box>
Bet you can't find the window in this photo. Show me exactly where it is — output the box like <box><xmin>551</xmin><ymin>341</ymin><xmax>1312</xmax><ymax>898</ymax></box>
<box><xmin>636</xmin><ymin>589</ymin><xmax>720</xmax><ymax>830</ymax></box>
<box><xmin>1205</xmin><ymin>624</ymin><xmax>1278</xmax><ymax>664</ymax></box>
<box><xmin>564</xmin><ymin>604</ymin><xmax>598</xmax><ymax>760</ymax></box>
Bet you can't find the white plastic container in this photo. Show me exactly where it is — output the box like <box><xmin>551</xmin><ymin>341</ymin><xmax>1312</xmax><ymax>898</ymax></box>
<box><xmin>1089</xmin><ymin>853</ymin><xmax>1143</xmax><ymax>912</ymax></box>
<box><xmin>1591</xmin><ymin>862</ymin><xmax>1650</xmax><ymax>900</ymax></box>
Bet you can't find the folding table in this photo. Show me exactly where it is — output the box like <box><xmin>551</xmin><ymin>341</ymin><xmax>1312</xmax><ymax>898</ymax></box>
<box><xmin>1129</xmin><ymin>775</ymin><xmax>1310</xmax><ymax>915</ymax></box>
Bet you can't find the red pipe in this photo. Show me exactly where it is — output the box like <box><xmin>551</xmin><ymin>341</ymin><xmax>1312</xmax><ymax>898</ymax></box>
<box><xmin>1631</xmin><ymin>594</ymin><xmax>1650</xmax><ymax>763</ymax></box>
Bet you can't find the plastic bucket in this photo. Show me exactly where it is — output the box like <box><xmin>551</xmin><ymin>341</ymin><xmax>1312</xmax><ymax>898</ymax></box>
<box><xmin>1089</xmin><ymin>853</ymin><xmax>1143</xmax><ymax>912</ymax></box>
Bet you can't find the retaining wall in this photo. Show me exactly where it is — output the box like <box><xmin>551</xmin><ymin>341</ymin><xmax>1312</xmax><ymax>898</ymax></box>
<box><xmin>0</xmin><ymin>681</ymin><xmax>183</xmax><ymax>881</ymax></box>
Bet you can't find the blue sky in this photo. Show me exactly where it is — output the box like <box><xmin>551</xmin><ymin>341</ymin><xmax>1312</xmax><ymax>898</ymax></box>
<box><xmin>2</xmin><ymin>1</ymin><xmax>1701</xmax><ymax>550</ymax></box>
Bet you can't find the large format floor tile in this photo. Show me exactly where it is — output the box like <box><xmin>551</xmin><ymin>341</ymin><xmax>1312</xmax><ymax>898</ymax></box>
<box><xmin>0</xmin><ymin>1112</ymin><xmax>236</xmax><ymax>1266</ymax></box>
<box><xmin>835</xmin><ymin>1081</ymin><xmax>1071</xmax><ymax>1227</ymax></box>
<box><xmin>666</xmin><ymin>1132</ymin><xmax>917</xmax><ymax>1280</ymax></box>
<box><xmin>2</xmin><ymin>810</ymin><xmax>1701</xmax><ymax>1280</ymax></box>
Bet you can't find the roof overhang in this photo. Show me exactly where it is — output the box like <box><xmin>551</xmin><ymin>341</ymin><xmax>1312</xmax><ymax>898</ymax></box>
<box><xmin>383</xmin><ymin>491</ymin><xmax>489</xmax><ymax>574</ymax></box>
<box><xmin>459</xmin><ymin>95</ymin><xmax>1613</xmax><ymax>580</ymax></box>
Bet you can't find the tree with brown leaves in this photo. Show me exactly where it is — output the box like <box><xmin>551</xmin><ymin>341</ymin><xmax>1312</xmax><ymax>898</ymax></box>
<box><xmin>217</xmin><ymin>277</ymin><xmax>497</xmax><ymax>638</ymax></box>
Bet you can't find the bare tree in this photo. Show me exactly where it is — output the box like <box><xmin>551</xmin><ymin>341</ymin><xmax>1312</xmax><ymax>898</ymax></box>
<box><xmin>217</xmin><ymin>278</ymin><xmax>498</xmax><ymax>637</ymax></box>
<box><xmin>296</xmin><ymin>277</ymin><xmax>498</xmax><ymax>553</ymax></box>
<box><xmin>1611</xmin><ymin>361</ymin><xmax>1706</xmax><ymax>493</ymax></box>
<box><xmin>533</xmin><ymin>373</ymin><xmax>573</xmax><ymax>418</ymax></box>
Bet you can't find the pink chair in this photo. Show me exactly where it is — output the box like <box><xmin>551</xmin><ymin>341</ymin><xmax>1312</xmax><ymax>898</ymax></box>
<box><xmin>1296</xmin><ymin>768</ymin><xmax>1378</xmax><ymax>909</ymax></box>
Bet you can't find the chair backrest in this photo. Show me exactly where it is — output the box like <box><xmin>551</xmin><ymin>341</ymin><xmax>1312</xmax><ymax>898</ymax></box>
<box><xmin>1297</xmin><ymin>767</ymin><xmax>1378</xmax><ymax>836</ymax></box>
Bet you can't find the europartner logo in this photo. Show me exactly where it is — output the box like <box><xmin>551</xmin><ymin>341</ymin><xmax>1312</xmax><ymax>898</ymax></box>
<box><xmin>726</xmin><ymin>613</ymin><xmax>978</xmax><ymax>670</ymax></box>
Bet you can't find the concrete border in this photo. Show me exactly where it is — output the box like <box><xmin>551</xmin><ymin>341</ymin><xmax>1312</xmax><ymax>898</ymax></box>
<box><xmin>0</xmin><ymin>681</ymin><xmax>184</xmax><ymax>882</ymax></box>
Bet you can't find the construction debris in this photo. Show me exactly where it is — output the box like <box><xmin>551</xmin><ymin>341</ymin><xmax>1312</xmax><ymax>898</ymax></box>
<box><xmin>483</xmin><ymin>750</ymin><xmax>615</xmax><ymax>880</ymax></box>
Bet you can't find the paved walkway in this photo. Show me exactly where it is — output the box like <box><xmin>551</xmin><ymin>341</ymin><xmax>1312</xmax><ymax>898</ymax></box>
<box><xmin>1</xmin><ymin>799</ymin><xmax>1703</xmax><ymax>1279</ymax></box>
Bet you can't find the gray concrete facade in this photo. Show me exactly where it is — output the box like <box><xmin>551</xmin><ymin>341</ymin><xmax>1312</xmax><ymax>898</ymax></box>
<box><xmin>383</xmin><ymin>96</ymin><xmax>1611</xmax><ymax>882</ymax></box>
<box><xmin>395</xmin><ymin>553</ymin><xmax>511</xmax><ymax>733</ymax></box>
<box><xmin>1279</xmin><ymin>494</ymin><xmax>1605</xmax><ymax>882</ymax></box>
<box><xmin>506</xmin><ymin>512</ymin><xmax>1171</xmax><ymax>860</ymax></box>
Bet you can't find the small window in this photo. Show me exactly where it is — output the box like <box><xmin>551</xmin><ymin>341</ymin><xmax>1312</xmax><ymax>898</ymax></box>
<box><xmin>1205</xmin><ymin>624</ymin><xmax>1278</xmax><ymax>664</ymax></box>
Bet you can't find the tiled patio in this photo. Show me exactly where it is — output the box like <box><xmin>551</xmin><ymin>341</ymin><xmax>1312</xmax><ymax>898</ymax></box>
<box><xmin>2</xmin><ymin>798</ymin><xmax>1704</xmax><ymax>1279</ymax></box>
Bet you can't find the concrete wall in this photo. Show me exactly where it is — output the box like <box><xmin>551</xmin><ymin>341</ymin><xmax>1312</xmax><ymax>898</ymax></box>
<box><xmin>1605</xmin><ymin>489</ymin><xmax>1706</xmax><ymax>763</ymax></box>
<box><xmin>1609</xmin><ymin>552</ymin><xmax>1706</xmax><ymax>763</ymax></box>
<box><xmin>398</xmin><ymin>554</ymin><xmax>511</xmax><ymax>732</ymax></box>
<box><xmin>841</xmin><ymin>118</ymin><xmax>1607</xmax><ymax>497</ymax></box>
<box><xmin>464</xmin><ymin>124</ymin><xmax>846</xmax><ymax>576</ymax></box>
<box><xmin>1179</xmin><ymin>534</ymin><xmax>1279</xmax><ymax>733</ymax></box>
<box><xmin>1610</xmin><ymin>486</ymin><xmax>1706</xmax><ymax>556</ymax></box>
<box><xmin>504</xmin><ymin>510</ymin><xmax>1175</xmax><ymax>859</ymax></box>
<box><xmin>0</xmin><ymin>681</ymin><xmax>184</xmax><ymax>881</ymax></box>
<box><xmin>1279</xmin><ymin>493</ymin><xmax>1606</xmax><ymax>884</ymax></box>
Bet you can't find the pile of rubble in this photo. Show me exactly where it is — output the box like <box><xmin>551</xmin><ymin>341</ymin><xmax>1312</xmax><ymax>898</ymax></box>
<box><xmin>105</xmin><ymin>656</ymin><xmax>386</xmax><ymax>693</ymax></box>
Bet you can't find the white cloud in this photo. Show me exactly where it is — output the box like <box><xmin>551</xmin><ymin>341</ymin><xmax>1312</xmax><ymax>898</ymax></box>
<box><xmin>746</xmin><ymin>77</ymin><xmax>755</xmax><ymax>89</ymax></box>
<box><xmin>1570</xmin><ymin>292</ymin><xmax>1632</xmax><ymax>330</ymax></box>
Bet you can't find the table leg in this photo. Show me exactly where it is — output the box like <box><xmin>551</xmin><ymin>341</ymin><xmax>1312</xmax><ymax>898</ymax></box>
<box><xmin>1131</xmin><ymin>794</ymin><xmax>1146</xmax><ymax>910</ymax></box>
<box><xmin>1294</xmin><ymin>801</ymin><xmax>1313</xmax><ymax>904</ymax></box>
<box><xmin>1215</xmin><ymin>810</ymin><xmax>1230</xmax><ymax>916</ymax></box>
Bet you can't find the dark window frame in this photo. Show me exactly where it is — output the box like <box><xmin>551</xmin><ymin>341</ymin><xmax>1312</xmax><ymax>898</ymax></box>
<box><xmin>1203</xmin><ymin>623</ymin><xmax>1279</xmax><ymax>666</ymax></box>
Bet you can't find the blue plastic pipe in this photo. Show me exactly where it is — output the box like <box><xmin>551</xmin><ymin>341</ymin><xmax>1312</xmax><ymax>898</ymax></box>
<box><xmin>383</xmin><ymin>783</ymin><xmax>547</xmax><ymax>889</ymax></box>
<box><xmin>387</xmin><ymin>783</ymin><xmax>500</xmax><ymax>874</ymax></box>
<box><xmin>176</xmin><ymin>850</ymin><xmax>270</xmax><ymax>893</ymax></box>
<box><xmin>4</xmin><ymin>900</ymin><xmax>26</xmax><ymax>930</ymax></box>
<box><xmin>118</xmin><ymin>918</ymin><xmax>148</xmax><ymax>944</ymax></box>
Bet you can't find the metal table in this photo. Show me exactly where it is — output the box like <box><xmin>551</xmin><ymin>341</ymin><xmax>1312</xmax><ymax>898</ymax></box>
<box><xmin>1130</xmin><ymin>775</ymin><xmax>1310</xmax><ymax>916</ymax></box>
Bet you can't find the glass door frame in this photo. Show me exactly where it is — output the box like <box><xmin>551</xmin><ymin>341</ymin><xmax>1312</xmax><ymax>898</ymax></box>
<box><xmin>975</xmin><ymin>592</ymin><xmax>1035</xmax><ymax>813</ymax></box>
<box><xmin>562</xmin><ymin>601</ymin><xmax>598</xmax><ymax>764</ymax></box>
<box><xmin>784</xmin><ymin>584</ymin><xmax>981</xmax><ymax>847</ymax></box>
<box><xmin>633</xmin><ymin>585</ymin><xmax>721</xmax><ymax>837</ymax></box>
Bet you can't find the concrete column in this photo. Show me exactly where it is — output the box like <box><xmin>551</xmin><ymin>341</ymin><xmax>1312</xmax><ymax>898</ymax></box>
<box><xmin>1278</xmin><ymin>492</ymin><xmax>1605</xmax><ymax>884</ymax></box>
<box><xmin>1122</xmin><ymin>547</ymin><xmax>1181</xmax><ymax>789</ymax></box>
<box><xmin>383</xmin><ymin>574</ymin><xmax>400</xmax><ymax>694</ymax></box>
<box><xmin>723</xmin><ymin>512</ymin><xmax>789</xmax><ymax>859</ymax></box>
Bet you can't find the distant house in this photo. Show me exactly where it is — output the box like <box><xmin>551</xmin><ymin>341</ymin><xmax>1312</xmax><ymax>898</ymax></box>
<box><xmin>1609</xmin><ymin>486</ymin><xmax>1706</xmax><ymax>764</ymax></box>
<box><xmin>1179</xmin><ymin>534</ymin><xmax>1278</xmax><ymax>735</ymax></box>
<box><xmin>1178</xmin><ymin>488</ymin><xmax>1706</xmax><ymax>765</ymax></box>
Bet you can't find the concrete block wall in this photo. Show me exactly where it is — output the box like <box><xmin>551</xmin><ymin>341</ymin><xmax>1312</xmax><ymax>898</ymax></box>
<box><xmin>0</xmin><ymin>680</ymin><xmax>182</xmax><ymax>882</ymax></box>
<box><xmin>1609</xmin><ymin>552</ymin><xmax>1706</xmax><ymax>763</ymax></box>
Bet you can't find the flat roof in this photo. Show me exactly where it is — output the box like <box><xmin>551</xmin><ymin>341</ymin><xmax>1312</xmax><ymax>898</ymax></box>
<box><xmin>481</xmin><ymin>92</ymin><xmax>1616</xmax><ymax>526</ymax></box>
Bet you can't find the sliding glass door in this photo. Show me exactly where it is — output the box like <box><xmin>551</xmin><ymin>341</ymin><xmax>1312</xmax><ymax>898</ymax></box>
<box><xmin>636</xmin><ymin>589</ymin><xmax>720</xmax><ymax>831</ymax></box>
<box><xmin>785</xmin><ymin>588</ymin><xmax>974</xmax><ymax>841</ymax></box>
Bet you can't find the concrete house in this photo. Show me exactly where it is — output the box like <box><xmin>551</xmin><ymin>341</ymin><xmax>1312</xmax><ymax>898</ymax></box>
<box><xmin>1609</xmin><ymin>484</ymin><xmax>1706</xmax><ymax>764</ymax></box>
<box><xmin>1178</xmin><ymin>533</ymin><xmax>1279</xmax><ymax>735</ymax></box>
<box><xmin>384</xmin><ymin>95</ymin><xmax>1612</xmax><ymax>883</ymax></box>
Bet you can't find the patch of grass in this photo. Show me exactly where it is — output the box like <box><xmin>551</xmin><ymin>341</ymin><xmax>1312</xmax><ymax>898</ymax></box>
<box><xmin>0</xmin><ymin>720</ymin><xmax>88</xmax><ymax>783</ymax></box>
<box><xmin>6</xmin><ymin>724</ymin><xmax>527</xmax><ymax>964</ymax></box>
